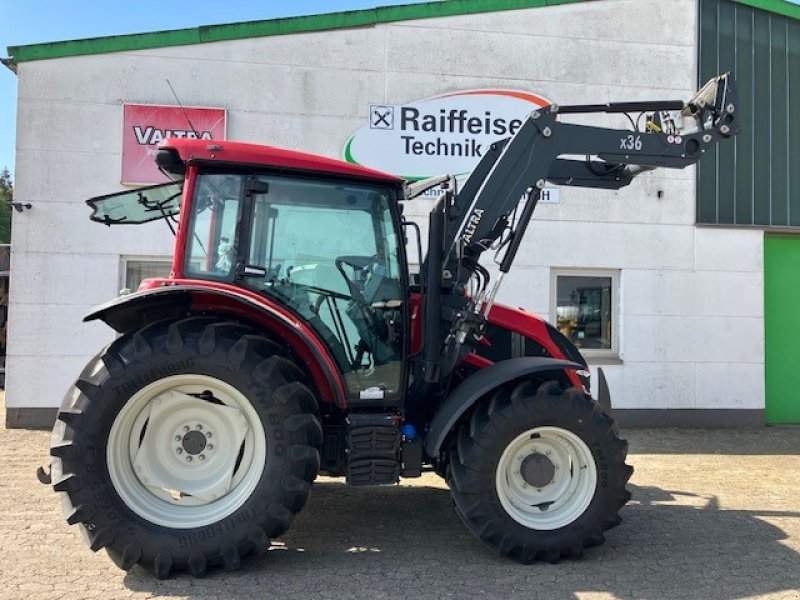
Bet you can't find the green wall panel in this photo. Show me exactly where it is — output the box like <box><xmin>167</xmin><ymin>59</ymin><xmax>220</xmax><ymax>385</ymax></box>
<box><xmin>790</xmin><ymin>27</ymin><xmax>800</xmax><ymax>224</ymax></box>
<box><xmin>764</xmin><ymin>234</ymin><xmax>800</xmax><ymax>423</ymax></box>
<box><xmin>734</xmin><ymin>6</ymin><xmax>754</xmax><ymax>225</ymax></box>
<box><xmin>698</xmin><ymin>0</ymin><xmax>800</xmax><ymax>227</ymax></box>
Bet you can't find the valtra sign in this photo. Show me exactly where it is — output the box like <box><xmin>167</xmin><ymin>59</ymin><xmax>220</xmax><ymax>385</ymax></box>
<box><xmin>343</xmin><ymin>90</ymin><xmax>550</xmax><ymax>180</ymax></box>
<box><xmin>122</xmin><ymin>104</ymin><xmax>227</xmax><ymax>185</ymax></box>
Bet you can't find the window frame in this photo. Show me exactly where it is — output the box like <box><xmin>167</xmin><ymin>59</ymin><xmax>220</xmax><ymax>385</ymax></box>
<box><xmin>120</xmin><ymin>256</ymin><xmax>173</xmax><ymax>293</ymax></box>
<box><xmin>550</xmin><ymin>268</ymin><xmax>621</xmax><ymax>362</ymax></box>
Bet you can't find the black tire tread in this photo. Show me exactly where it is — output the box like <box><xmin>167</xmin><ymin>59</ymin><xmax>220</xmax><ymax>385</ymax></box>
<box><xmin>448</xmin><ymin>379</ymin><xmax>632</xmax><ymax>565</ymax></box>
<box><xmin>49</xmin><ymin>317</ymin><xmax>322</xmax><ymax>579</ymax></box>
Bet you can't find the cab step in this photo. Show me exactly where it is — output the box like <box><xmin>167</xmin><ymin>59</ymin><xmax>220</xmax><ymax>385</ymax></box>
<box><xmin>346</xmin><ymin>414</ymin><xmax>400</xmax><ymax>486</ymax></box>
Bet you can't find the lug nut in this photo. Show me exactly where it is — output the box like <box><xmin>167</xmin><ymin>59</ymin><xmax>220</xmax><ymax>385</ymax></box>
<box><xmin>174</xmin><ymin>435</ymin><xmax>181</xmax><ymax>442</ymax></box>
<box><xmin>186</xmin><ymin>456</ymin><xmax>193</xmax><ymax>462</ymax></box>
<box><xmin>196</xmin><ymin>424</ymin><xmax>203</xmax><ymax>430</ymax></box>
<box><xmin>183</xmin><ymin>425</ymin><xmax>190</xmax><ymax>432</ymax></box>
<box><xmin>199</xmin><ymin>454</ymin><xmax>206</xmax><ymax>461</ymax></box>
<box><xmin>205</xmin><ymin>431</ymin><xmax>213</xmax><ymax>438</ymax></box>
<box><xmin>207</xmin><ymin>444</ymin><xmax>214</xmax><ymax>451</ymax></box>
<box><xmin>176</xmin><ymin>448</ymin><xmax>183</xmax><ymax>455</ymax></box>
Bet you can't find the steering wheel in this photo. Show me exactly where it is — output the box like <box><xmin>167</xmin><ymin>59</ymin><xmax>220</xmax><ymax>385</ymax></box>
<box><xmin>334</xmin><ymin>255</ymin><xmax>375</xmax><ymax>305</ymax></box>
<box><xmin>335</xmin><ymin>255</ymin><xmax>382</xmax><ymax>329</ymax></box>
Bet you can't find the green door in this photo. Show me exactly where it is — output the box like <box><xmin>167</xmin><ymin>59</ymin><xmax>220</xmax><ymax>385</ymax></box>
<box><xmin>764</xmin><ymin>235</ymin><xmax>800</xmax><ymax>423</ymax></box>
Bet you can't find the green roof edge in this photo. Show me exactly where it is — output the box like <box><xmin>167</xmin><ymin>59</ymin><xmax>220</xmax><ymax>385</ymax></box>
<box><xmin>5</xmin><ymin>0</ymin><xmax>585</xmax><ymax>63</ymax></box>
<box><xmin>732</xmin><ymin>0</ymin><xmax>800</xmax><ymax>19</ymax></box>
<box><xmin>5</xmin><ymin>0</ymin><xmax>799</xmax><ymax>64</ymax></box>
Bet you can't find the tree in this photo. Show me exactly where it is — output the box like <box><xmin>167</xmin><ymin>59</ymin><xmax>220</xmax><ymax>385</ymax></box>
<box><xmin>0</xmin><ymin>168</ymin><xmax>12</xmax><ymax>244</ymax></box>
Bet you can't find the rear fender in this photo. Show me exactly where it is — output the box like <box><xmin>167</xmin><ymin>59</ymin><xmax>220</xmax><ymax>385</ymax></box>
<box><xmin>423</xmin><ymin>356</ymin><xmax>582</xmax><ymax>457</ymax></box>
<box><xmin>84</xmin><ymin>283</ymin><xmax>347</xmax><ymax>408</ymax></box>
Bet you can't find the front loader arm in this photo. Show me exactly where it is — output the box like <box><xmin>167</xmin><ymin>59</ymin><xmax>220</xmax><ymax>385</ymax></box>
<box><xmin>420</xmin><ymin>73</ymin><xmax>739</xmax><ymax>385</ymax></box>
<box><xmin>450</xmin><ymin>73</ymin><xmax>738</xmax><ymax>279</ymax></box>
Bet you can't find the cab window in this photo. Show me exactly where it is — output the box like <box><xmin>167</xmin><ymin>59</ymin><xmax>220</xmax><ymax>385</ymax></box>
<box><xmin>244</xmin><ymin>175</ymin><xmax>404</xmax><ymax>401</ymax></box>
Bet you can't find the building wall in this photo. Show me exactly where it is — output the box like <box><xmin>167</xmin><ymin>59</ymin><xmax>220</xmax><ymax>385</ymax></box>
<box><xmin>7</xmin><ymin>0</ymin><xmax>764</xmax><ymax>422</ymax></box>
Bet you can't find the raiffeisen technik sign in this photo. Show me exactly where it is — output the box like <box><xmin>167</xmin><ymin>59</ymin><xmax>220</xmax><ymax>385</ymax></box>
<box><xmin>343</xmin><ymin>90</ymin><xmax>550</xmax><ymax>180</ymax></box>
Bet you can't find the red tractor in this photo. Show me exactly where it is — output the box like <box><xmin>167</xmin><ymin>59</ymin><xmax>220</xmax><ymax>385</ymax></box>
<box><xmin>40</xmin><ymin>75</ymin><xmax>737</xmax><ymax>577</ymax></box>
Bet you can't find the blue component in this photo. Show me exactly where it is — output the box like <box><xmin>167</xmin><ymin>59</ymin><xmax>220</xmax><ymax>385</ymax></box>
<box><xmin>401</xmin><ymin>424</ymin><xmax>417</xmax><ymax>439</ymax></box>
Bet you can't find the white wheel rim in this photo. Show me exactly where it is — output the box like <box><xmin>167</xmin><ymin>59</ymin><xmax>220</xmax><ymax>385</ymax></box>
<box><xmin>495</xmin><ymin>426</ymin><xmax>597</xmax><ymax>530</ymax></box>
<box><xmin>107</xmin><ymin>374</ymin><xmax>266</xmax><ymax>529</ymax></box>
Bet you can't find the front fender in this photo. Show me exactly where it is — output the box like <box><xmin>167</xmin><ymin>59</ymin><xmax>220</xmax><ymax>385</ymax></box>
<box><xmin>424</xmin><ymin>356</ymin><xmax>582</xmax><ymax>457</ymax></box>
<box><xmin>84</xmin><ymin>283</ymin><xmax>347</xmax><ymax>407</ymax></box>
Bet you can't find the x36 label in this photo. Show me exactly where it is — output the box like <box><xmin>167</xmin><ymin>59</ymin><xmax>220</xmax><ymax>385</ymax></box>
<box><xmin>619</xmin><ymin>134</ymin><xmax>643</xmax><ymax>151</ymax></box>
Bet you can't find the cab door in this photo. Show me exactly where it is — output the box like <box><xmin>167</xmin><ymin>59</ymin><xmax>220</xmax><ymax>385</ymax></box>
<box><xmin>233</xmin><ymin>172</ymin><xmax>409</xmax><ymax>407</ymax></box>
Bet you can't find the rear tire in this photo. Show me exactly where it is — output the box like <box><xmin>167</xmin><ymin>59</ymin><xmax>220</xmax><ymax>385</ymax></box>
<box><xmin>49</xmin><ymin>317</ymin><xmax>322</xmax><ymax>578</ymax></box>
<box><xmin>448</xmin><ymin>380</ymin><xmax>632</xmax><ymax>564</ymax></box>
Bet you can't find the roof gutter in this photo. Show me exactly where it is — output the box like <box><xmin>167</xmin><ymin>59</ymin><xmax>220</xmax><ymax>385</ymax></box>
<box><xmin>1</xmin><ymin>58</ymin><xmax>17</xmax><ymax>74</ymax></box>
<box><xmin>4</xmin><ymin>0</ymin><xmax>799</xmax><ymax>65</ymax></box>
<box><xmin>0</xmin><ymin>0</ymin><xmax>626</xmax><ymax>64</ymax></box>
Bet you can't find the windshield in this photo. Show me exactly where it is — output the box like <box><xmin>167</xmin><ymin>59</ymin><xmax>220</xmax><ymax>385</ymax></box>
<box><xmin>86</xmin><ymin>181</ymin><xmax>183</xmax><ymax>225</ymax></box>
<box><xmin>184</xmin><ymin>171</ymin><xmax>405</xmax><ymax>401</ymax></box>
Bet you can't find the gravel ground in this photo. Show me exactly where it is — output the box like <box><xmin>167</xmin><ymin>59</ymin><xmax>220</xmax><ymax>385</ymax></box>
<box><xmin>1</xmin><ymin>392</ymin><xmax>798</xmax><ymax>600</ymax></box>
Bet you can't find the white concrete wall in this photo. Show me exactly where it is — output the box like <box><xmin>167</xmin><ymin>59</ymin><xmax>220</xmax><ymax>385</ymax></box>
<box><xmin>8</xmin><ymin>0</ymin><xmax>764</xmax><ymax>413</ymax></box>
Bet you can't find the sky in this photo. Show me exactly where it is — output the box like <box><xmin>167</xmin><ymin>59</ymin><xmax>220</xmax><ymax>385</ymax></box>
<box><xmin>0</xmin><ymin>0</ymin><xmax>431</xmax><ymax>176</ymax></box>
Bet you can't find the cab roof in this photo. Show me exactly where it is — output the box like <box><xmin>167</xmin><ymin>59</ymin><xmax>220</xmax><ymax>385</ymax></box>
<box><xmin>161</xmin><ymin>138</ymin><xmax>403</xmax><ymax>184</ymax></box>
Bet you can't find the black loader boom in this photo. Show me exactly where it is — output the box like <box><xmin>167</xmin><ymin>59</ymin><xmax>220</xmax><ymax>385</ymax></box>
<box><xmin>417</xmin><ymin>73</ymin><xmax>739</xmax><ymax>384</ymax></box>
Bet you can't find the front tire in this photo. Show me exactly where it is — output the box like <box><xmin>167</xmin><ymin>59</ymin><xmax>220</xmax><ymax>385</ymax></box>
<box><xmin>448</xmin><ymin>380</ymin><xmax>632</xmax><ymax>564</ymax></box>
<box><xmin>49</xmin><ymin>317</ymin><xmax>322</xmax><ymax>578</ymax></box>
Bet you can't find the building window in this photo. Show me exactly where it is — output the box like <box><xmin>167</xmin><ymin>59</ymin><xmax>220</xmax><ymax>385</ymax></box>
<box><xmin>552</xmin><ymin>270</ymin><xmax>619</xmax><ymax>359</ymax></box>
<box><xmin>123</xmin><ymin>258</ymin><xmax>172</xmax><ymax>292</ymax></box>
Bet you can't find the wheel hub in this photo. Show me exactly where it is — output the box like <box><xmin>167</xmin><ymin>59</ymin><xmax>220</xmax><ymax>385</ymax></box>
<box><xmin>495</xmin><ymin>426</ymin><xmax>597</xmax><ymax>530</ymax></box>
<box><xmin>520</xmin><ymin>452</ymin><xmax>556</xmax><ymax>488</ymax></box>
<box><xmin>181</xmin><ymin>429</ymin><xmax>208</xmax><ymax>455</ymax></box>
<box><xmin>132</xmin><ymin>390</ymin><xmax>250</xmax><ymax>502</ymax></box>
<box><xmin>107</xmin><ymin>374</ymin><xmax>268</xmax><ymax>529</ymax></box>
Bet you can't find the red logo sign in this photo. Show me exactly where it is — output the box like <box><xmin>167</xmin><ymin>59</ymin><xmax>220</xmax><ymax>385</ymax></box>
<box><xmin>122</xmin><ymin>104</ymin><xmax>227</xmax><ymax>184</ymax></box>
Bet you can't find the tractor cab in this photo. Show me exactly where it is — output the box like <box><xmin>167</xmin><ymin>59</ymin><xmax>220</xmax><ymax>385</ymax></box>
<box><xmin>88</xmin><ymin>139</ymin><xmax>411</xmax><ymax>406</ymax></box>
<box><xmin>184</xmin><ymin>170</ymin><xmax>408</xmax><ymax>403</ymax></box>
